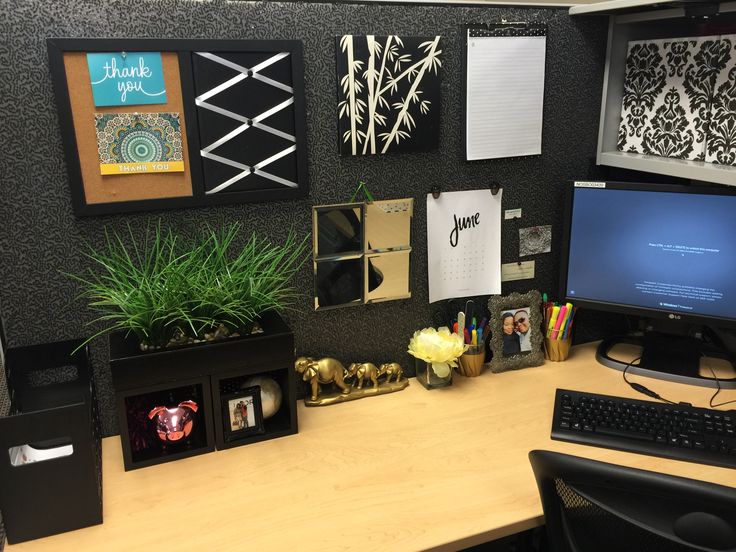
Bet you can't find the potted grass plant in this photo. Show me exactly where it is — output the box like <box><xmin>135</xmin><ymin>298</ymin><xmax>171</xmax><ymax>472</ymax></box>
<box><xmin>69</xmin><ymin>222</ymin><xmax>309</xmax><ymax>469</ymax></box>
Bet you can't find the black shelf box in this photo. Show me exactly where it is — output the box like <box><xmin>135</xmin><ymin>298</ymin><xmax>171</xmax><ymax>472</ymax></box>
<box><xmin>0</xmin><ymin>339</ymin><xmax>102</xmax><ymax>544</ymax></box>
<box><xmin>109</xmin><ymin>311</ymin><xmax>297</xmax><ymax>469</ymax></box>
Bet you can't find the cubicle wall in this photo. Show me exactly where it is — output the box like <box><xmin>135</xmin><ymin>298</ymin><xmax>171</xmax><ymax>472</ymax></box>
<box><xmin>0</xmin><ymin>0</ymin><xmax>609</xmax><ymax>436</ymax></box>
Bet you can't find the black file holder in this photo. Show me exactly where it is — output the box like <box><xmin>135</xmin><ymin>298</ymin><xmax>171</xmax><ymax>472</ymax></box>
<box><xmin>0</xmin><ymin>339</ymin><xmax>102</xmax><ymax>543</ymax></box>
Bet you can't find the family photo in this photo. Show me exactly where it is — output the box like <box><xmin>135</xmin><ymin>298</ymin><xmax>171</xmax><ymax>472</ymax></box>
<box><xmin>501</xmin><ymin>307</ymin><xmax>532</xmax><ymax>357</ymax></box>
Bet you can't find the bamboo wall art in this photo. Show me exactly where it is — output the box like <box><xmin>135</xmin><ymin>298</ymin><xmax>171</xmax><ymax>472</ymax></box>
<box><xmin>336</xmin><ymin>35</ymin><xmax>443</xmax><ymax>156</ymax></box>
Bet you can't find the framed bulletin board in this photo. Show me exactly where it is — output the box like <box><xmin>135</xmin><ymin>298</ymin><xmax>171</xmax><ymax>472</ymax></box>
<box><xmin>47</xmin><ymin>39</ymin><xmax>308</xmax><ymax>217</ymax></box>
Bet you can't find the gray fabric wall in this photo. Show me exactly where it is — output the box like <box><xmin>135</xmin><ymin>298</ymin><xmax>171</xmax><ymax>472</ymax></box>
<box><xmin>0</xmin><ymin>0</ymin><xmax>607</xmax><ymax>441</ymax></box>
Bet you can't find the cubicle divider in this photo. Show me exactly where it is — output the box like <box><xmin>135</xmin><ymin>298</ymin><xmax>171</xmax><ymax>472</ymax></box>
<box><xmin>0</xmin><ymin>0</ymin><xmax>612</xmax><ymax>441</ymax></box>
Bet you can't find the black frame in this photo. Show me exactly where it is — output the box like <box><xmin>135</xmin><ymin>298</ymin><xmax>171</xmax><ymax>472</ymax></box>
<box><xmin>116</xmin><ymin>376</ymin><xmax>216</xmax><ymax>471</ymax></box>
<box><xmin>558</xmin><ymin>180</ymin><xmax>736</xmax><ymax>330</ymax></box>
<box><xmin>221</xmin><ymin>386</ymin><xmax>265</xmax><ymax>442</ymax></box>
<box><xmin>46</xmin><ymin>38</ymin><xmax>308</xmax><ymax>217</ymax></box>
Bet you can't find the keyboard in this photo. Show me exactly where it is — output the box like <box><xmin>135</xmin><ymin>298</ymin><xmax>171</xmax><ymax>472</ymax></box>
<box><xmin>551</xmin><ymin>389</ymin><xmax>736</xmax><ymax>469</ymax></box>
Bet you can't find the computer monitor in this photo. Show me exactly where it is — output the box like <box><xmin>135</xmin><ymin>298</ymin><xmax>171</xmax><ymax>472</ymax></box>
<box><xmin>559</xmin><ymin>180</ymin><xmax>736</xmax><ymax>388</ymax></box>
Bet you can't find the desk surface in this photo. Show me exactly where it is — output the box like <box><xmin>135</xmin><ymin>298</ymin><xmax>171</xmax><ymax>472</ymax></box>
<box><xmin>8</xmin><ymin>342</ymin><xmax>736</xmax><ymax>551</ymax></box>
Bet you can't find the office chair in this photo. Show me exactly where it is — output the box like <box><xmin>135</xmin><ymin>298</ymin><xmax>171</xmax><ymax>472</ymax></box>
<box><xmin>528</xmin><ymin>450</ymin><xmax>736</xmax><ymax>552</ymax></box>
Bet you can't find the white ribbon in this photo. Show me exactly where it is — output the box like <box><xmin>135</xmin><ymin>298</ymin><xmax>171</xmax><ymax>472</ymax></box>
<box><xmin>194</xmin><ymin>51</ymin><xmax>298</xmax><ymax>194</ymax></box>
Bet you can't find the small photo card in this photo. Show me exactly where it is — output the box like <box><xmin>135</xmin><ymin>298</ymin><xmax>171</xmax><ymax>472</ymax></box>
<box><xmin>95</xmin><ymin>112</ymin><xmax>184</xmax><ymax>175</ymax></box>
<box><xmin>87</xmin><ymin>52</ymin><xmax>167</xmax><ymax>107</ymax></box>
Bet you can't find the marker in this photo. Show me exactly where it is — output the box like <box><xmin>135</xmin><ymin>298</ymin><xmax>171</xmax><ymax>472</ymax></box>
<box><xmin>556</xmin><ymin>303</ymin><xmax>573</xmax><ymax>340</ymax></box>
<box><xmin>551</xmin><ymin>305</ymin><xmax>567</xmax><ymax>340</ymax></box>
<box><xmin>547</xmin><ymin>306</ymin><xmax>560</xmax><ymax>338</ymax></box>
<box><xmin>458</xmin><ymin>312</ymin><xmax>465</xmax><ymax>338</ymax></box>
<box><xmin>472</xmin><ymin>329</ymin><xmax>478</xmax><ymax>346</ymax></box>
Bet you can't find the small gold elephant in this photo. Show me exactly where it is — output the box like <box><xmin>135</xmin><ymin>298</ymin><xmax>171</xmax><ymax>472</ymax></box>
<box><xmin>346</xmin><ymin>362</ymin><xmax>380</xmax><ymax>390</ymax></box>
<box><xmin>295</xmin><ymin>356</ymin><xmax>351</xmax><ymax>401</ymax></box>
<box><xmin>378</xmin><ymin>362</ymin><xmax>403</xmax><ymax>383</ymax></box>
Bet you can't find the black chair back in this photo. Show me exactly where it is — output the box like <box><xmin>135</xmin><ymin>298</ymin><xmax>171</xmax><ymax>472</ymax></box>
<box><xmin>529</xmin><ymin>450</ymin><xmax>736</xmax><ymax>552</ymax></box>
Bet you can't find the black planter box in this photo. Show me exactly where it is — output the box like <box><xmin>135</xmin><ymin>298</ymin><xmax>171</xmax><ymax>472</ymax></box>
<box><xmin>109</xmin><ymin>311</ymin><xmax>297</xmax><ymax>470</ymax></box>
<box><xmin>0</xmin><ymin>339</ymin><xmax>102</xmax><ymax>544</ymax></box>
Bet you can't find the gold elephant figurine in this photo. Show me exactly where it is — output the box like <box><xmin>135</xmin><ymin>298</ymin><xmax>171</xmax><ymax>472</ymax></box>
<box><xmin>295</xmin><ymin>356</ymin><xmax>351</xmax><ymax>401</ymax></box>
<box><xmin>378</xmin><ymin>362</ymin><xmax>403</xmax><ymax>383</ymax></box>
<box><xmin>345</xmin><ymin>362</ymin><xmax>380</xmax><ymax>390</ymax></box>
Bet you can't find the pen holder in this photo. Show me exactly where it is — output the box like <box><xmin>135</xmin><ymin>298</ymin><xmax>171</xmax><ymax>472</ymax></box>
<box><xmin>457</xmin><ymin>346</ymin><xmax>485</xmax><ymax>377</ymax></box>
<box><xmin>544</xmin><ymin>337</ymin><xmax>572</xmax><ymax>362</ymax></box>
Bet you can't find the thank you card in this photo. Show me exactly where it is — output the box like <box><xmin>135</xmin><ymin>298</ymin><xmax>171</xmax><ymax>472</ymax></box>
<box><xmin>87</xmin><ymin>52</ymin><xmax>167</xmax><ymax>107</ymax></box>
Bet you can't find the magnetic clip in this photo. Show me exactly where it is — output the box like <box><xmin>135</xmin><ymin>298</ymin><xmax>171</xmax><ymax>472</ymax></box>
<box><xmin>490</xmin><ymin>182</ymin><xmax>501</xmax><ymax>196</ymax></box>
<box><xmin>121</xmin><ymin>51</ymin><xmax>127</xmax><ymax>59</ymax></box>
<box><xmin>431</xmin><ymin>187</ymin><xmax>441</xmax><ymax>199</ymax></box>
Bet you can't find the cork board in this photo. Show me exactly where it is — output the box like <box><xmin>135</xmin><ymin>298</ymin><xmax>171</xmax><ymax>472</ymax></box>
<box><xmin>62</xmin><ymin>51</ymin><xmax>193</xmax><ymax>204</ymax></box>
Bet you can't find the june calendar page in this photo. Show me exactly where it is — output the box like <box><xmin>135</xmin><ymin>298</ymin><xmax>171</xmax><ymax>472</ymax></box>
<box><xmin>426</xmin><ymin>189</ymin><xmax>502</xmax><ymax>303</ymax></box>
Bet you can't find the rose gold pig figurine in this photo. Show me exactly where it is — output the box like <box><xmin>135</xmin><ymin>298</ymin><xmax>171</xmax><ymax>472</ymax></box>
<box><xmin>147</xmin><ymin>400</ymin><xmax>198</xmax><ymax>443</ymax></box>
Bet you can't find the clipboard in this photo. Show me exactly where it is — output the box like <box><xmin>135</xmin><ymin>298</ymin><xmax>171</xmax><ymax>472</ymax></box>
<box><xmin>462</xmin><ymin>22</ymin><xmax>548</xmax><ymax>162</ymax></box>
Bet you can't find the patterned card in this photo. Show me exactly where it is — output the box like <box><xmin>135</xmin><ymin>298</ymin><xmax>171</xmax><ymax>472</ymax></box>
<box><xmin>618</xmin><ymin>37</ymin><xmax>720</xmax><ymax>161</ymax></box>
<box><xmin>95</xmin><ymin>112</ymin><xmax>184</xmax><ymax>175</ymax></box>
<box><xmin>705</xmin><ymin>35</ymin><xmax>736</xmax><ymax>166</ymax></box>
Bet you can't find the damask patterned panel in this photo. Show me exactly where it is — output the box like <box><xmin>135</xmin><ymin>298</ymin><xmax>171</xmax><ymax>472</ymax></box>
<box><xmin>618</xmin><ymin>37</ymin><xmax>719</xmax><ymax>161</ymax></box>
<box><xmin>705</xmin><ymin>35</ymin><xmax>736</xmax><ymax>166</ymax></box>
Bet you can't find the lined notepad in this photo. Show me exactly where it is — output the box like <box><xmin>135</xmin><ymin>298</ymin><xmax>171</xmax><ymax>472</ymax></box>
<box><xmin>465</xmin><ymin>26</ymin><xmax>547</xmax><ymax>161</ymax></box>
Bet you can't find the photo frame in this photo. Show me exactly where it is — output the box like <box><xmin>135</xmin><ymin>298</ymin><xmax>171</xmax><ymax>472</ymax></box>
<box><xmin>488</xmin><ymin>290</ymin><xmax>544</xmax><ymax>373</ymax></box>
<box><xmin>221</xmin><ymin>386</ymin><xmax>265</xmax><ymax>442</ymax></box>
<box><xmin>47</xmin><ymin>38</ymin><xmax>308</xmax><ymax>216</ymax></box>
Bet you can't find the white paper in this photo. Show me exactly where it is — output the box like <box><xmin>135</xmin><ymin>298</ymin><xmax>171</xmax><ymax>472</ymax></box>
<box><xmin>501</xmin><ymin>261</ymin><xmax>535</xmax><ymax>282</ymax></box>
<box><xmin>427</xmin><ymin>189</ymin><xmax>502</xmax><ymax>303</ymax></box>
<box><xmin>466</xmin><ymin>31</ymin><xmax>546</xmax><ymax>160</ymax></box>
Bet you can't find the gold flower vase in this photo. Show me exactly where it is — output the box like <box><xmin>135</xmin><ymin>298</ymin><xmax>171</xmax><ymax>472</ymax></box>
<box><xmin>415</xmin><ymin>359</ymin><xmax>453</xmax><ymax>390</ymax></box>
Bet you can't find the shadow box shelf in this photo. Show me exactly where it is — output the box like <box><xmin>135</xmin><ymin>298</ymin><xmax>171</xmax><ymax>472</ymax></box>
<box><xmin>571</xmin><ymin>0</ymin><xmax>736</xmax><ymax>186</ymax></box>
<box><xmin>0</xmin><ymin>339</ymin><xmax>102</xmax><ymax>544</ymax></box>
<box><xmin>109</xmin><ymin>311</ymin><xmax>297</xmax><ymax>470</ymax></box>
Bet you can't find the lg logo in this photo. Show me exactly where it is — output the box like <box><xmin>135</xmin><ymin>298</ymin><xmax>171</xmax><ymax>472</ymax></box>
<box><xmin>668</xmin><ymin>313</ymin><xmax>681</xmax><ymax>320</ymax></box>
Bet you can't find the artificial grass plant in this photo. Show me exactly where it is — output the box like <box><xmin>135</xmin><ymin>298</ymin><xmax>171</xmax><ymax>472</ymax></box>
<box><xmin>68</xmin><ymin>222</ymin><xmax>309</xmax><ymax>349</ymax></box>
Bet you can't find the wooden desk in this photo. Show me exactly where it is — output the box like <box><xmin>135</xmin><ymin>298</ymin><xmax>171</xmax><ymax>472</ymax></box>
<box><xmin>7</xmin><ymin>342</ymin><xmax>736</xmax><ymax>551</ymax></box>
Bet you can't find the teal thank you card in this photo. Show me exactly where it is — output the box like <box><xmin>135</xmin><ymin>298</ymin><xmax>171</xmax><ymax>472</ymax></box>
<box><xmin>86</xmin><ymin>52</ymin><xmax>167</xmax><ymax>107</ymax></box>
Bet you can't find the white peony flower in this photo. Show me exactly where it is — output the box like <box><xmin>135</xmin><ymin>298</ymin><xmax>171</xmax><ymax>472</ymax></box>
<box><xmin>407</xmin><ymin>327</ymin><xmax>468</xmax><ymax>376</ymax></box>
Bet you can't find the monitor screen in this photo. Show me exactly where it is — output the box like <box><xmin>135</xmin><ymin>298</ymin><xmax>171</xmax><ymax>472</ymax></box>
<box><xmin>561</xmin><ymin>181</ymin><xmax>736</xmax><ymax>327</ymax></box>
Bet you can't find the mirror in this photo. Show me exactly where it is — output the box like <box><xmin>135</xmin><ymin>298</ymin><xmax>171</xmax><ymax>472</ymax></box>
<box><xmin>315</xmin><ymin>205</ymin><xmax>363</xmax><ymax>256</ymax></box>
<box><xmin>313</xmin><ymin>199</ymin><xmax>413</xmax><ymax>310</ymax></box>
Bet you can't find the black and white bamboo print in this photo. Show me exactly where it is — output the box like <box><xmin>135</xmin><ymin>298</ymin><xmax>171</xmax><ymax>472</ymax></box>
<box><xmin>336</xmin><ymin>35</ymin><xmax>442</xmax><ymax>156</ymax></box>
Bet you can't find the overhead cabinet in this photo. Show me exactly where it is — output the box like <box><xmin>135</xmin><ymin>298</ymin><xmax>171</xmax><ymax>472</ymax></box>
<box><xmin>572</xmin><ymin>1</ymin><xmax>736</xmax><ymax>185</ymax></box>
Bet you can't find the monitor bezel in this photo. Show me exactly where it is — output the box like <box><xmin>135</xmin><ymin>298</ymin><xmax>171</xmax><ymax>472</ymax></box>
<box><xmin>558</xmin><ymin>180</ymin><xmax>736</xmax><ymax>330</ymax></box>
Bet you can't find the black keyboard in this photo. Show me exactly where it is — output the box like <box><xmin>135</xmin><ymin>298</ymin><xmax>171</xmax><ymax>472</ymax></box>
<box><xmin>551</xmin><ymin>389</ymin><xmax>736</xmax><ymax>469</ymax></box>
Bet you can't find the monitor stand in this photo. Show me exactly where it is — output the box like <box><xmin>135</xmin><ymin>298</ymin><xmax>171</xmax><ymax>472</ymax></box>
<box><xmin>596</xmin><ymin>331</ymin><xmax>736</xmax><ymax>389</ymax></box>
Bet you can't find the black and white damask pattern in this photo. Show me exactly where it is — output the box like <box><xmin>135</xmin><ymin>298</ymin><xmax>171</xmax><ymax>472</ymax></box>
<box><xmin>706</xmin><ymin>35</ymin><xmax>736</xmax><ymax>166</ymax></box>
<box><xmin>619</xmin><ymin>37</ymin><xmax>709</xmax><ymax>160</ymax></box>
<box><xmin>619</xmin><ymin>35</ymin><xmax>736</xmax><ymax>166</ymax></box>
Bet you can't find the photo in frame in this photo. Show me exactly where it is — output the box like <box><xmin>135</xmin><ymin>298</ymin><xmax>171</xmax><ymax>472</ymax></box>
<box><xmin>488</xmin><ymin>290</ymin><xmax>544</xmax><ymax>373</ymax></box>
<box><xmin>221</xmin><ymin>386</ymin><xmax>265</xmax><ymax>442</ymax></box>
